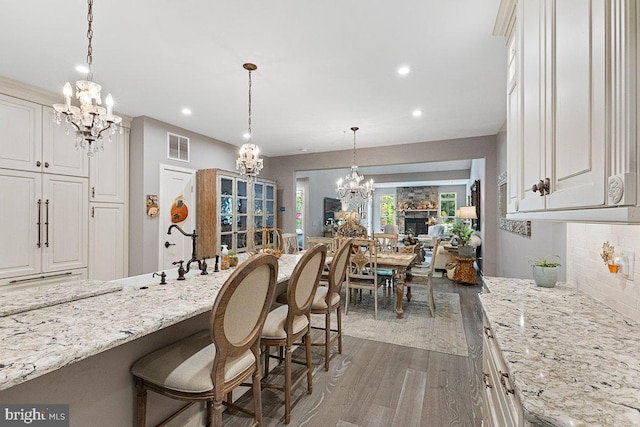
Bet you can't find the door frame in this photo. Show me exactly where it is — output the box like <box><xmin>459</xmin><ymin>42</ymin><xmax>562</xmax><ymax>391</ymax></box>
<box><xmin>158</xmin><ymin>163</ymin><xmax>197</xmax><ymax>270</ymax></box>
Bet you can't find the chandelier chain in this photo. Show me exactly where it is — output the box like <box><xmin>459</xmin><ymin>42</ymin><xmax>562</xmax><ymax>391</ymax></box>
<box><xmin>86</xmin><ymin>0</ymin><xmax>94</xmax><ymax>81</ymax></box>
<box><xmin>352</xmin><ymin>128</ymin><xmax>357</xmax><ymax>165</ymax></box>
<box><xmin>247</xmin><ymin>69</ymin><xmax>252</xmax><ymax>138</ymax></box>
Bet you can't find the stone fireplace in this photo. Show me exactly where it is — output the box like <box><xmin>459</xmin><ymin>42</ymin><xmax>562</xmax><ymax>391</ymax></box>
<box><xmin>396</xmin><ymin>186</ymin><xmax>439</xmax><ymax>234</ymax></box>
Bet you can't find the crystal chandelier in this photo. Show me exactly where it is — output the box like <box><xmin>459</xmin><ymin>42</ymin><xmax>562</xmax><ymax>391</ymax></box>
<box><xmin>336</xmin><ymin>127</ymin><xmax>374</xmax><ymax>207</ymax></box>
<box><xmin>52</xmin><ymin>0</ymin><xmax>122</xmax><ymax>156</ymax></box>
<box><xmin>236</xmin><ymin>63</ymin><xmax>263</xmax><ymax>181</ymax></box>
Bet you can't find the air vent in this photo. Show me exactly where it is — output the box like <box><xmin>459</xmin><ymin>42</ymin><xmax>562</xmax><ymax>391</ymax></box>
<box><xmin>167</xmin><ymin>132</ymin><xmax>190</xmax><ymax>162</ymax></box>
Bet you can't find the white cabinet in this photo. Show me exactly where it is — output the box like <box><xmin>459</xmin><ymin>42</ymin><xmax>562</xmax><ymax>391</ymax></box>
<box><xmin>499</xmin><ymin>0</ymin><xmax>639</xmax><ymax>221</ymax></box>
<box><xmin>0</xmin><ymin>170</ymin><xmax>88</xmax><ymax>280</ymax></box>
<box><xmin>482</xmin><ymin>314</ymin><xmax>532</xmax><ymax>427</ymax></box>
<box><xmin>0</xmin><ymin>96</ymin><xmax>87</xmax><ymax>176</ymax></box>
<box><xmin>0</xmin><ymin>268</ymin><xmax>87</xmax><ymax>292</ymax></box>
<box><xmin>89</xmin><ymin>203</ymin><xmax>125</xmax><ymax>280</ymax></box>
<box><xmin>89</xmin><ymin>128</ymin><xmax>128</xmax><ymax>203</ymax></box>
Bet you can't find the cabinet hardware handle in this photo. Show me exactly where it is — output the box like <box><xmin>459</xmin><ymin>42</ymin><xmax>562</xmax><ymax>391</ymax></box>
<box><xmin>91</xmin><ymin>207</ymin><xmax>95</xmax><ymax>218</ymax></box>
<box><xmin>9</xmin><ymin>271</ymin><xmax>72</xmax><ymax>284</ymax></box>
<box><xmin>484</xmin><ymin>327</ymin><xmax>493</xmax><ymax>339</ymax></box>
<box><xmin>44</xmin><ymin>199</ymin><xmax>50</xmax><ymax>248</ymax></box>
<box><xmin>44</xmin><ymin>162</ymin><xmax>49</xmax><ymax>168</ymax></box>
<box><xmin>483</xmin><ymin>373</ymin><xmax>493</xmax><ymax>389</ymax></box>
<box><xmin>499</xmin><ymin>370</ymin><xmax>515</xmax><ymax>395</ymax></box>
<box><xmin>91</xmin><ymin>187</ymin><xmax>95</xmax><ymax>198</ymax></box>
<box><xmin>164</xmin><ymin>241</ymin><xmax>176</xmax><ymax>248</ymax></box>
<box><xmin>37</xmin><ymin>199</ymin><xmax>42</xmax><ymax>248</ymax></box>
<box><xmin>36</xmin><ymin>161</ymin><xmax>41</xmax><ymax>167</ymax></box>
<box><xmin>531</xmin><ymin>179</ymin><xmax>550</xmax><ymax>196</ymax></box>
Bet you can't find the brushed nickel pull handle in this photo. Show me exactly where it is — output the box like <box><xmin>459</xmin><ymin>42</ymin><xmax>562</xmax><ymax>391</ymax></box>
<box><xmin>499</xmin><ymin>370</ymin><xmax>515</xmax><ymax>395</ymax></box>
<box><xmin>484</xmin><ymin>327</ymin><xmax>493</xmax><ymax>339</ymax></box>
<box><xmin>36</xmin><ymin>161</ymin><xmax>42</xmax><ymax>167</ymax></box>
<box><xmin>483</xmin><ymin>373</ymin><xmax>492</xmax><ymax>389</ymax></box>
<box><xmin>37</xmin><ymin>199</ymin><xmax>42</xmax><ymax>248</ymax></box>
<box><xmin>44</xmin><ymin>199</ymin><xmax>50</xmax><ymax>248</ymax></box>
<box><xmin>44</xmin><ymin>162</ymin><xmax>50</xmax><ymax>168</ymax></box>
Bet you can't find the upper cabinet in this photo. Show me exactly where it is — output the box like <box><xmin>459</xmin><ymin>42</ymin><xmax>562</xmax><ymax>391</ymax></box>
<box><xmin>89</xmin><ymin>127</ymin><xmax>128</xmax><ymax>203</ymax></box>
<box><xmin>498</xmin><ymin>0</ymin><xmax>640</xmax><ymax>221</ymax></box>
<box><xmin>0</xmin><ymin>95</ymin><xmax>88</xmax><ymax>177</ymax></box>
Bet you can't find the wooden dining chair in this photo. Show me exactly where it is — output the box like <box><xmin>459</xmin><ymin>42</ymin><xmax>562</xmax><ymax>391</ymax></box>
<box><xmin>310</xmin><ymin>237</ymin><xmax>352</xmax><ymax>370</ymax></box>
<box><xmin>282</xmin><ymin>232</ymin><xmax>299</xmax><ymax>254</ymax></box>
<box><xmin>407</xmin><ymin>237</ymin><xmax>439</xmax><ymax>317</ymax></box>
<box><xmin>345</xmin><ymin>238</ymin><xmax>387</xmax><ymax>320</ymax></box>
<box><xmin>306</xmin><ymin>236</ymin><xmax>337</xmax><ymax>254</ymax></box>
<box><xmin>130</xmin><ymin>253</ymin><xmax>278</xmax><ymax>427</ymax></box>
<box><xmin>261</xmin><ymin>244</ymin><xmax>327</xmax><ymax>424</ymax></box>
<box><xmin>372</xmin><ymin>233</ymin><xmax>398</xmax><ymax>287</ymax></box>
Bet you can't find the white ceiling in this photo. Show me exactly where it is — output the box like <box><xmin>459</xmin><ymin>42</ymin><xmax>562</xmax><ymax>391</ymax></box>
<box><xmin>0</xmin><ymin>0</ymin><xmax>506</xmax><ymax>157</ymax></box>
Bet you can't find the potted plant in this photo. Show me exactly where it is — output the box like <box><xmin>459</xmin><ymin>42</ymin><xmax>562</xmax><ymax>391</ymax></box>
<box><xmin>228</xmin><ymin>250</ymin><xmax>239</xmax><ymax>267</ymax></box>
<box><xmin>529</xmin><ymin>255</ymin><xmax>561</xmax><ymax>287</ymax></box>
<box><xmin>450</xmin><ymin>222</ymin><xmax>474</xmax><ymax>257</ymax></box>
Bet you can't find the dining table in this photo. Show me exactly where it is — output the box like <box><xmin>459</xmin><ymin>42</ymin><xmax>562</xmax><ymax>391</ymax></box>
<box><xmin>376</xmin><ymin>252</ymin><xmax>417</xmax><ymax>318</ymax></box>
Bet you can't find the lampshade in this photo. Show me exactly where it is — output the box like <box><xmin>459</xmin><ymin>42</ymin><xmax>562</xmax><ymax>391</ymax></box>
<box><xmin>457</xmin><ymin>206</ymin><xmax>478</xmax><ymax>219</ymax></box>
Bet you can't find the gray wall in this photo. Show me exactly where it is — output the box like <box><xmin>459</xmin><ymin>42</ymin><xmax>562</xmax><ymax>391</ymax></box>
<box><xmin>495</xmin><ymin>129</ymin><xmax>567</xmax><ymax>280</ymax></box>
<box><xmin>269</xmin><ymin>134</ymin><xmax>499</xmax><ymax>275</ymax></box>
<box><xmin>129</xmin><ymin>116</ymin><xmax>245</xmax><ymax>275</ymax></box>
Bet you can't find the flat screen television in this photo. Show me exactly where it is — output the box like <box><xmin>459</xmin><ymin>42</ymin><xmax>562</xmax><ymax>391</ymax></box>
<box><xmin>323</xmin><ymin>197</ymin><xmax>342</xmax><ymax>225</ymax></box>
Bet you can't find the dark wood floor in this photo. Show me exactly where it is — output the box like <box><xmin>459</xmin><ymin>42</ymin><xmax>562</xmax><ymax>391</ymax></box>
<box><xmin>223</xmin><ymin>275</ymin><xmax>484</xmax><ymax>427</ymax></box>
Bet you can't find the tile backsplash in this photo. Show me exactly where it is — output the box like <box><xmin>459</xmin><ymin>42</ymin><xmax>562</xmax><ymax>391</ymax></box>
<box><xmin>567</xmin><ymin>223</ymin><xmax>640</xmax><ymax>322</ymax></box>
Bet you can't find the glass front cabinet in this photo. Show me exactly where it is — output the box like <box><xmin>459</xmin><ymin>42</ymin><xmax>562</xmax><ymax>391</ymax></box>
<box><xmin>196</xmin><ymin>168</ymin><xmax>277</xmax><ymax>256</ymax></box>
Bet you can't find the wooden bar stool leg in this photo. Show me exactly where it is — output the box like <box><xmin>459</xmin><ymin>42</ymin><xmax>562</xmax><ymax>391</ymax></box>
<box><xmin>135</xmin><ymin>378</ymin><xmax>147</xmax><ymax>427</ymax></box>
<box><xmin>285</xmin><ymin>344</ymin><xmax>293</xmax><ymax>424</ymax></box>
<box><xmin>337</xmin><ymin>305</ymin><xmax>343</xmax><ymax>354</ymax></box>
<box><xmin>252</xmin><ymin>369</ymin><xmax>264</xmax><ymax>426</ymax></box>
<box><xmin>305</xmin><ymin>332</ymin><xmax>313</xmax><ymax>393</ymax></box>
<box><xmin>324</xmin><ymin>312</ymin><xmax>331</xmax><ymax>371</ymax></box>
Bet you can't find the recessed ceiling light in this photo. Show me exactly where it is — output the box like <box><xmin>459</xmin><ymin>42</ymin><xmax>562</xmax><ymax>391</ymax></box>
<box><xmin>75</xmin><ymin>64</ymin><xmax>90</xmax><ymax>74</ymax></box>
<box><xmin>243</xmin><ymin>132</ymin><xmax>251</xmax><ymax>139</ymax></box>
<box><xmin>397</xmin><ymin>66</ymin><xmax>411</xmax><ymax>75</ymax></box>
<box><xmin>412</xmin><ymin>109</ymin><xmax>423</xmax><ymax>117</ymax></box>
<box><xmin>181</xmin><ymin>108</ymin><xmax>192</xmax><ymax>116</ymax></box>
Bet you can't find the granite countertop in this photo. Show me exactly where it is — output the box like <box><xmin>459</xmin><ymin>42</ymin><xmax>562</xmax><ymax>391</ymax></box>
<box><xmin>481</xmin><ymin>277</ymin><xmax>640</xmax><ymax>427</ymax></box>
<box><xmin>0</xmin><ymin>254</ymin><xmax>300</xmax><ymax>391</ymax></box>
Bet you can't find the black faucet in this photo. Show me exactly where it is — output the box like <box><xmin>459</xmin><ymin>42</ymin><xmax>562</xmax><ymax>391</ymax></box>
<box><xmin>172</xmin><ymin>261</ymin><xmax>186</xmax><ymax>280</ymax></box>
<box><xmin>167</xmin><ymin>224</ymin><xmax>202</xmax><ymax>273</ymax></box>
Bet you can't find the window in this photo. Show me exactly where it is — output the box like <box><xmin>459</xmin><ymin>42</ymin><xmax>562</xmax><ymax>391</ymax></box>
<box><xmin>167</xmin><ymin>132</ymin><xmax>190</xmax><ymax>162</ymax></box>
<box><xmin>440</xmin><ymin>192</ymin><xmax>457</xmax><ymax>225</ymax></box>
<box><xmin>380</xmin><ymin>194</ymin><xmax>395</xmax><ymax>226</ymax></box>
<box><xmin>295</xmin><ymin>190</ymin><xmax>303</xmax><ymax>231</ymax></box>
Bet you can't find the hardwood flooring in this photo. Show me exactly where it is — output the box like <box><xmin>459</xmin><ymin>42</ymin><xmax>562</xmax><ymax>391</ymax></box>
<box><xmin>223</xmin><ymin>276</ymin><xmax>484</xmax><ymax>427</ymax></box>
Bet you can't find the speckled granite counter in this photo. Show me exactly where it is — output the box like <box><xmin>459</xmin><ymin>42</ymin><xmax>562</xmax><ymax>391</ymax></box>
<box><xmin>481</xmin><ymin>277</ymin><xmax>640</xmax><ymax>427</ymax></box>
<box><xmin>0</xmin><ymin>254</ymin><xmax>300</xmax><ymax>391</ymax></box>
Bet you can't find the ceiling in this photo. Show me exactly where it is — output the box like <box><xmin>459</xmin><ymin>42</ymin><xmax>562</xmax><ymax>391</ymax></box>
<box><xmin>0</xmin><ymin>0</ymin><xmax>506</xmax><ymax>157</ymax></box>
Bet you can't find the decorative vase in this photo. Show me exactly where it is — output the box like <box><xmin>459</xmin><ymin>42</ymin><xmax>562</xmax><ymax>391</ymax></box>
<box><xmin>532</xmin><ymin>266</ymin><xmax>558</xmax><ymax>288</ymax></box>
<box><xmin>458</xmin><ymin>245</ymin><xmax>474</xmax><ymax>258</ymax></box>
<box><xmin>607</xmin><ymin>262</ymin><xmax>619</xmax><ymax>273</ymax></box>
<box><xmin>221</xmin><ymin>244</ymin><xmax>229</xmax><ymax>270</ymax></box>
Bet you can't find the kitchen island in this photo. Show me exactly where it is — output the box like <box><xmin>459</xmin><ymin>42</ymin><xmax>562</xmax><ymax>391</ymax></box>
<box><xmin>481</xmin><ymin>277</ymin><xmax>640</xmax><ymax>427</ymax></box>
<box><xmin>0</xmin><ymin>254</ymin><xmax>300</xmax><ymax>426</ymax></box>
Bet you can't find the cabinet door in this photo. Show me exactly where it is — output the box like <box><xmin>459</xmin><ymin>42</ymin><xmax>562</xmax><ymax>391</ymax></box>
<box><xmin>89</xmin><ymin>128</ymin><xmax>128</xmax><ymax>203</ymax></box>
<box><xmin>0</xmin><ymin>94</ymin><xmax>42</xmax><ymax>172</ymax></box>
<box><xmin>506</xmin><ymin>30</ymin><xmax>520</xmax><ymax>213</ymax></box>
<box><xmin>265</xmin><ymin>183</ymin><xmax>276</xmax><ymax>228</ymax></box>
<box><xmin>0</xmin><ymin>268</ymin><xmax>87</xmax><ymax>292</ymax></box>
<box><xmin>517</xmin><ymin>0</ymin><xmax>546</xmax><ymax>212</ymax></box>
<box><xmin>42</xmin><ymin>175</ymin><xmax>88</xmax><ymax>272</ymax></box>
<box><xmin>41</xmin><ymin>106</ymin><xmax>89</xmax><ymax>177</ymax></box>
<box><xmin>0</xmin><ymin>170</ymin><xmax>41</xmax><ymax>279</ymax></box>
<box><xmin>545</xmin><ymin>0</ymin><xmax>606</xmax><ymax>209</ymax></box>
<box><xmin>89</xmin><ymin>203</ymin><xmax>125</xmax><ymax>280</ymax></box>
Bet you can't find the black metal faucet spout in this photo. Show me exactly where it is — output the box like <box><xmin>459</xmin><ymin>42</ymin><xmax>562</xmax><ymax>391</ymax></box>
<box><xmin>167</xmin><ymin>224</ymin><xmax>200</xmax><ymax>273</ymax></box>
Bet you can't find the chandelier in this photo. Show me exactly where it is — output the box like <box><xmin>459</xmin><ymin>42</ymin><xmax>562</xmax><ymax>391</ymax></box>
<box><xmin>52</xmin><ymin>0</ymin><xmax>122</xmax><ymax>156</ymax></box>
<box><xmin>336</xmin><ymin>127</ymin><xmax>374</xmax><ymax>206</ymax></box>
<box><xmin>236</xmin><ymin>63</ymin><xmax>263</xmax><ymax>181</ymax></box>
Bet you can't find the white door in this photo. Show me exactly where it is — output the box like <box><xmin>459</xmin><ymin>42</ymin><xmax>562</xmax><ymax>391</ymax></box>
<box><xmin>159</xmin><ymin>165</ymin><xmax>196</xmax><ymax>271</ymax></box>
<box><xmin>41</xmin><ymin>174</ymin><xmax>88</xmax><ymax>272</ymax></box>
<box><xmin>0</xmin><ymin>94</ymin><xmax>42</xmax><ymax>172</ymax></box>
<box><xmin>89</xmin><ymin>203</ymin><xmax>125</xmax><ymax>280</ymax></box>
<box><xmin>0</xmin><ymin>170</ymin><xmax>42</xmax><ymax>279</ymax></box>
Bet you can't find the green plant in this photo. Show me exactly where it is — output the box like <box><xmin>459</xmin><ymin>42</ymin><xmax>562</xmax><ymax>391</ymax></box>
<box><xmin>228</xmin><ymin>250</ymin><xmax>238</xmax><ymax>260</ymax></box>
<box><xmin>450</xmin><ymin>222</ymin><xmax>473</xmax><ymax>246</ymax></box>
<box><xmin>529</xmin><ymin>255</ymin><xmax>561</xmax><ymax>267</ymax></box>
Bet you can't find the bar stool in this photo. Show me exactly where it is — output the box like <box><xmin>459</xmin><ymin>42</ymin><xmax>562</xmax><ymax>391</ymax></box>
<box><xmin>130</xmin><ymin>253</ymin><xmax>278</xmax><ymax>427</ymax></box>
<box><xmin>261</xmin><ymin>244</ymin><xmax>327</xmax><ymax>424</ymax></box>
